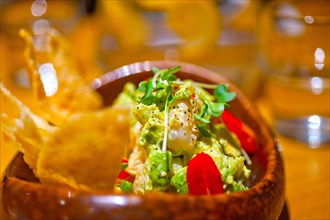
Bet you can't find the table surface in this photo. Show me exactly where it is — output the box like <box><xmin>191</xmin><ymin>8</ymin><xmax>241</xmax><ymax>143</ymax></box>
<box><xmin>257</xmin><ymin>98</ymin><xmax>330</xmax><ymax>220</ymax></box>
<box><xmin>279</xmin><ymin>135</ymin><xmax>330</xmax><ymax>220</ymax></box>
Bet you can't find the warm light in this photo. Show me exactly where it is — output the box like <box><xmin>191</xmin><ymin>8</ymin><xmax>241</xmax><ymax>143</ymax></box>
<box><xmin>31</xmin><ymin>0</ymin><xmax>47</xmax><ymax>17</ymax></box>
<box><xmin>91</xmin><ymin>78</ymin><xmax>102</xmax><ymax>89</ymax></box>
<box><xmin>91</xmin><ymin>196</ymin><xmax>141</xmax><ymax>206</ymax></box>
<box><xmin>308</xmin><ymin>115</ymin><xmax>321</xmax><ymax>130</ymax></box>
<box><xmin>307</xmin><ymin>115</ymin><xmax>322</xmax><ymax>147</ymax></box>
<box><xmin>38</xmin><ymin>63</ymin><xmax>58</xmax><ymax>97</ymax></box>
<box><xmin>59</xmin><ymin>199</ymin><xmax>66</xmax><ymax>206</ymax></box>
<box><xmin>304</xmin><ymin>15</ymin><xmax>314</xmax><ymax>24</ymax></box>
<box><xmin>277</xmin><ymin>3</ymin><xmax>304</xmax><ymax>36</ymax></box>
<box><xmin>310</xmin><ymin>77</ymin><xmax>324</xmax><ymax>95</ymax></box>
<box><xmin>314</xmin><ymin>48</ymin><xmax>325</xmax><ymax>70</ymax></box>
<box><xmin>33</xmin><ymin>35</ymin><xmax>51</xmax><ymax>52</ymax></box>
<box><xmin>32</xmin><ymin>19</ymin><xmax>50</xmax><ymax>35</ymax></box>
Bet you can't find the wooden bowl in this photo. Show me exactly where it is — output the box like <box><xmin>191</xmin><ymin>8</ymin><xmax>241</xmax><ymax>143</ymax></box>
<box><xmin>2</xmin><ymin>61</ymin><xmax>285</xmax><ymax>220</ymax></box>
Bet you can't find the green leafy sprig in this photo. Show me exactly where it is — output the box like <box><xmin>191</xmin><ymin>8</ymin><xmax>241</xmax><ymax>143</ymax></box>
<box><xmin>194</xmin><ymin>84</ymin><xmax>236</xmax><ymax>136</ymax></box>
<box><xmin>117</xmin><ymin>180</ymin><xmax>133</xmax><ymax>193</ymax></box>
<box><xmin>137</xmin><ymin>66</ymin><xmax>181</xmax><ymax>151</ymax></box>
<box><xmin>137</xmin><ymin>66</ymin><xmax>179</xmax><ymax>108</ymax></box>
<box><xmin>136</xmin><ymin>66</ymin><xmax>236</xmax><ymax>151</ymax></box>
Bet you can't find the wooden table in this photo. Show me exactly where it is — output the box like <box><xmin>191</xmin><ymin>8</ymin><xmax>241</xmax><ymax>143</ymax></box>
<box><xmin>257</xmin><ymin>98</ymin><xmax>330</xmax><ymax>220</ymax></box>
<box><xmin>278</xmin><ymin>134</ymin><xmax>330</xmax><ymax>219</ymax></box>
<box><xmin>1</xmin><ymin>98</ymin><xmax>329</xmax><ymax>220</ymax></box>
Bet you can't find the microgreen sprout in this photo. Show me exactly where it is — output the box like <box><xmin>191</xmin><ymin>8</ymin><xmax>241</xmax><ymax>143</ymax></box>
<box><xmin>193</xmin><ymin>84</ymin><xmax>236</xmax><ymax>137</ymax></box>
<box><xmin>138</xmin><ymin>66</ymin><xmax>180</xmax><ymax>151</ymax></box>
<box><xmin>135</xmin><ymin>66</ymin><xmax>252</xmax><ymax>163</ymax></box>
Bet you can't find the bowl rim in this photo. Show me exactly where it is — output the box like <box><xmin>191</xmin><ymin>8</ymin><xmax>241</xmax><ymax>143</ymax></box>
<box><xmin>2</xmin><ymin>60</ymin><xmax>286</xmax><ymax>219</ymax></box>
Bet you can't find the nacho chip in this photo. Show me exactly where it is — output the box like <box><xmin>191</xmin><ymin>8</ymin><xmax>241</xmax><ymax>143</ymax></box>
<box><xmin>166</xmin><ymin>1</ymin><xmax>221</xmax><ymax>59</ymax></box>
<box><xmin>37</xmin><ymin>106</ymin><xmax>131</xmax><ymax>192</ymax></box>
<box><xmin>20</xmin><ymin>28</ymin><xmax>103</xmax><ymax>126</ymax></box>
<box><xmin>1</xmin><ymin>132</ymin><xmax>19</xmax><ymax>175</ymax></box>
<box><xmin>100</xmin><ymin>1</ymin><xmax>147</xmax><ymax>50</ymax></box>
<box><xmin>0</xmin><ymin>84</ymin><xmax>54</xmax><ymax>171</ymax></box>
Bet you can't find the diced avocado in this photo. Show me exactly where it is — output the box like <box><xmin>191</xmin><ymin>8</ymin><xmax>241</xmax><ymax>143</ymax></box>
<box><xmin>219</xmin><ymin>138</ymin><xmax>242</xmax><ymax>158</ymax></box>
<box><xmin>148</xmin><ymin>150</ymin><xmax>172</xmax><ymax>191</ymax></box>
<box><xmin>195</xmin><ymin>137</ymin><xmax>223</xmax><ymax>169</ymax></box>
<box><xmin>171</xmin><ymin>167</ymin><xmax>188</xmax><ymax>194</ymax></box>
<box><xmin>174</xmin><ymin>85</ymin><xmax>191</xmax><ymax>100</ymax></box>
<box><xmin>133</xmin><ymin>104</ymin><xmax>160</xmax><ymax>125</ymax></box>
<box><xmin>211</xmin><ymin>124</ymin><xmax>242</xmax><ymax>157</ymax></box>
<box><xmin>139</xmin><ymin>114</ymin><xmax>164</xmax><ymax>152</ymax></box>
<box><xmin>220</xmin><ymin>155</ymin><xmax>250</xmax><ymax>192</ymax></box>
<box><xmin>113</xmin><ymin>82</ymin><xmax>137</xmax><ymax>105</ymax></box>
<box><xmin>172</xmin><ymin>156</ymin><xmax>184</xmax><ymax>173</ymax></box>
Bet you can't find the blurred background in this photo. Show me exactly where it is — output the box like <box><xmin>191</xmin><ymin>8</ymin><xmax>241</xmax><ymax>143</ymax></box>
<box><xmin>0</xmin><ymin>0</ymin><xmax>329</xmax><ymax>219</ymax></box>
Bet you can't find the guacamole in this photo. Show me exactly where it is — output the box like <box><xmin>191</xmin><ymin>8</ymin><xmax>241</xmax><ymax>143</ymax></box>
<box><xmin>114</xmin><ymin>66</ymin><xmax>252</xmax><ymax>195</ymax></box>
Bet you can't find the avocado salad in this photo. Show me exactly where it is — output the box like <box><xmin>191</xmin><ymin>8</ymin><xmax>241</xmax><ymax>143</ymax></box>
<box><xmin>113</xmin><ymin>66</ymin><xmax>255</xmax><ymax>195</ymax></box>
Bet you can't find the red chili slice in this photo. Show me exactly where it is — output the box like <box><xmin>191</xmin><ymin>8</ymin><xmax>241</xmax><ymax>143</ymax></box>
<box><xmin>117</xmin><ymin>170</ymin><xmax>130</xmax><ymax>180</ymax></box>
<box><xmin>117</xmin><ymin>158</ymin><xmax>134</xmax><ymax>182</ymax></box>
<box><xmin>117</xmin><ymin>170</ymin><xmax>134</xmax><ymax>182</ymax></box>
<box><xmin>187</xmin><ymin>153</ymin><xmax>224</xmax><ymax>195</ymax></box>
<box><xmin>121</xmin><ymin>158</ymin><xmax>129</xmax><ymax>164</ymax></box>
<box><xmin>221</xmin><ymin>109</ymin><xmax>257</xmax><ymax>154</ymax></box>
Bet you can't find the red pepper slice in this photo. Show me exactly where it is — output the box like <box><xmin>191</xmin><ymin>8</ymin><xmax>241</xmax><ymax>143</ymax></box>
<box><xmin>221</xmin><ymin>109</ymin><xmax>257</xmax><ymax>155</ymax></box>
<box><xmin>187</xmin><ymin>153</ymin><xmax>224</xmax><ymax>195</ymax></box>
<box><xmin>117</xmin><ymin>170</ymin><xmax>134</xmax><ymax>182</ymax></box>
<box><xmin>121</xmin><ymin>158</ymin><xmax>129</xmax><ymax>164</ymax></box>
<box><xmin>117</xmin><ymin>158</ymin><xmax>134</xmax><ymax>182</ymax></box>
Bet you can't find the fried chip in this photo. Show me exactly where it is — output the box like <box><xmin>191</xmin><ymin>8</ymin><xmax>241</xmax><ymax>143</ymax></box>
<box><xmin>36</xmin><ymin>106</ymin><xmax>131</xmax><ymax>192</ymax></box>
<box><xmin>166</xmin><ymin>1</ymin><xmax>221</xmax><ymax>59</ymax></box>
<box><xmin>0</xmin><ymin>84</ymin><xmax>54</xmax><ymax>172</ymax></box>
<box><xmin>100</xmin><ymin>1</ymin><xmax>147</xmax><ymax>50</ymax></box>
<box><xmin>19</xmin><ymin>29</ymin><xmax>103</xmax><ymax>126</ymax></box>
<box><xmin>2</xmin><ymin>27</ymin><xmax>130</xmax><ymax>192</ymax></box>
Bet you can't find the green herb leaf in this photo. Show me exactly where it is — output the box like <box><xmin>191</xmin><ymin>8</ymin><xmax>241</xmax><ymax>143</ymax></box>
<box><xmin>194</xmin><ymin>104</ymin><xmax>211</xmax><ymax>126</ymax></box>
<box><xmin>214</xmin><ymin>84</ymin><xmax>236</xmax><ymax>103</ymax></box>
<box><xmin>138</xmin><ymin>81</ymin><xmax>148</xmax><ymax>94</ymax></box>
<box><xmin>117</xmin><ymin>180</ymin><xmax>133</xmax><ymax>193</ymax></box>
<box><xmin>209</xmin><ymin>102</ymin><xmax>225</xmax><ymax>116</ymax></box>
<box><xmin>120</xmin><ymin>163</ymin><xmax>128</xmax><ymax>170</ymax></box>
<box><xmin>193</xmin><ymin>84</ymin><xmax>235</xmax><ymax>137</ymax></box>
<box><xmin>152</xmin><ymin>67</ymin><xmax>160</xmax><ymax>73</ymax></box>
<box><xmin>156</xmin><ymin>83</ymin><xmax>166</xmax><ymax>90</ymax></box>
<box><xmin>138</xmin><ymin>78</ymin><xmax>155</xmax><ymax>105</ymax></box>
<box><xmin>194</xmin><ymin>114</ymin><xmax>210</xmax><ymax>124</ymax></box>
<box><xmin>160</xmin><ymin>66</ymin><xmax>180</xmax><ymax>81</ymax></box>
<box><xmin>168</xmin><ymin>93</ymin><xmax>177</xmax><ymax>107</ymax></box>
<box><xmin>200</xmin><ymin>104</ymin><xmax>208</xmax><ymax>117</ymax></box>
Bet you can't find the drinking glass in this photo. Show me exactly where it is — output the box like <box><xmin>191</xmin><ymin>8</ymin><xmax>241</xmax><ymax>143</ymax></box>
<box><xmin>259</xmin><ymin>0</ymin><xmax>330</xmax><ymax>147</ymax></box>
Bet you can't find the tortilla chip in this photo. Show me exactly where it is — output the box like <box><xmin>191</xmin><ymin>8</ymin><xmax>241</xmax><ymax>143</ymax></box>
<box><xmin>20</xmin><ymin>29</ymin><xmax>103</xmax><ymax>126</ymax></box>
<box><xmin>37</xmin><ymin>106</ymin><xmax>130</xmax><ymax>192</ymax></box>
<box><xmin>0</xmin><ymin>84</ymin><xmax>54</xmax><ymax>171</ymax></box>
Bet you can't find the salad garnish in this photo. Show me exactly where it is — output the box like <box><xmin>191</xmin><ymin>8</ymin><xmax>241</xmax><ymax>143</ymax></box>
<box><xmin>114</xmin><ymin>66</ymin><xmax>256</xmax><ymax>195</ymax></box>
